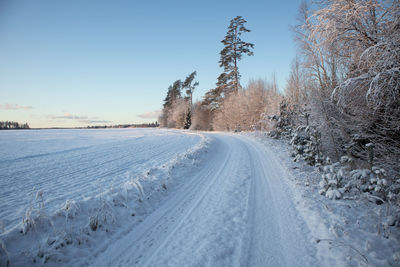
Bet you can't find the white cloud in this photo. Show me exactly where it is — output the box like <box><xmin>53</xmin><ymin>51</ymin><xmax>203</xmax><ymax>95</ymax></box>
<box><xmin>47</xmin><ymin>113</ymin><xmax>112</xmax><ymax>124</ymax></box>
<box><xmin>48</xmin><ymin>113</ymin><xmax>88</xmax><ymax>120</ymax></box>
<box><xmin>137</xmin><ymin>110</ymin><xmax>161</xmax><ymax>119</ymax></box>
<box><xmin>0</xmin><ymin>103</ymin><xmax>34</xmax><ymax>110</ymax></box>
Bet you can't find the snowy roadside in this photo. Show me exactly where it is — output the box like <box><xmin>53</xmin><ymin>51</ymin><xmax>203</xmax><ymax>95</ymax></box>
<box><xmin>246</xmin><ymin>131</ymin><xmax>400</xmax><ymax>266</ymax></box>
<box><xmin>0</xmin><ymin>131</ymin><xmax>211</xmax><ymax>267</ymax></box>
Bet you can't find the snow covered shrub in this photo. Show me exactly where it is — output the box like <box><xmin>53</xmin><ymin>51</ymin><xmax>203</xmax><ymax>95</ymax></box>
<box><xmin>290</xmin><ymin>125</ymin><xmax>323</xmax><ymax>166</ymax></box>
<box><xmin>292</xmin><ymin>0</ymin><xmax>400</xmax><ymax>190</ymax></box>
<box><xmin>327</xmin><ymin>3</ymin><xmax>400</xmax><ymax>184</ymax></box>
<box><xmin>350</xmin><ymin>166</ymin><xmax>400</xmax><ymax>207</ymax></box>
<box><xmin>124</xmin><ymin>178</ymin><xmax>144</xmax><ymax>202</ymax></box>
<box><xmin>61</xmin><ymin>200</ymin><xmax>79</xmax><ymax>220</ymax></box>
<box><xmin>318</xmin><ymin>158</ymin><xmax>350</xmax><ymax>200</ymax></box>
<box><xmin>269</xmin><ymin>100</ymin><xmax>324</xmax><ymax>166</ymax></box>
<box><xmin>269</xmin><ymin>99</ymin><xmax>297</xmax><ymax>139</ymax></box>
<box><xmin>89</xmin><ymin>215</ymin><xmax>99</xmax><ymax>231</ymax></box>
<box><xmin>21</xmin><ymin>190</ymin><xmax>48</xmax><ymax>234</ymax></box>
<box><xmin>317</xmin><ymin>153</ymin><xmax>400</xmax><ymax>205</ymax></box>
<box><xmin>88</xmin><ymin>194</ymin><xmax>115</xmax><ymax>231</ymax></box>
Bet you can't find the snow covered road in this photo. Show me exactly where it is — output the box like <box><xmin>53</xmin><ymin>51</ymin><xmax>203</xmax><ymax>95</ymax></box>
<box><xmin>85</xmin><ymin>133</ymin><xmax>318</xmax><ymax>267</ymax></box>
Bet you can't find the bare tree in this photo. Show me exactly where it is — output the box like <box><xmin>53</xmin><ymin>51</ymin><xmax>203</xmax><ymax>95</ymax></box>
<box><xmin>293</xmin><ymin>0</ymin><xmax>400</xmax><ymax>172</ymax></box>
<box><xmin>212</xmin><ymin>79</ymin><xmax>281</xmax><ymax>131</ymax></box>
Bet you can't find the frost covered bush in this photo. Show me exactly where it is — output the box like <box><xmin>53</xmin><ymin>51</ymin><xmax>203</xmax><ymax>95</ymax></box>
<box><xmin>290</xmin><ymin>125</ymin><xmax>323</xmax><ymax>166</ymax></box>
<box><xmin>268</xmin><ymin>100</ymin><xmax>296</xmax><ymax>139</ymax></box>
<box><xmin>318</xmin><ymin>157</ymin><xmax>350</xmax><ymax>200</ymax></box>
<box><xmin>317</xmin><ymin>154</ymin><xmax>400</xmax><ymax>208</ymax></box>
<box><xmin>60</xmin><ymin>200</ymin><xmax>80</xmax><ymax>221</ymax></box>
<box><xmin>21</xmin><ymin>190</ymin><xmax>49</xmax><ymax>234</ymax></box>
<box><xmin>88</xmin><ymin>194</ymin><xmax>115</xmax><ymax>231</ymax></box>
<box><xmin>269</xmin><ymin>100</ymin><xmax>323</xmax><ymax>166</ymax></box>
<box><xmin>212</xmin><ymin>79</ymin><xmax>281</xmax><ymax>132</ymax></box>
<box><xmin>350</xmin><ymin>167</ymin><xmax>388</xmax><ymax>198</ymax></box>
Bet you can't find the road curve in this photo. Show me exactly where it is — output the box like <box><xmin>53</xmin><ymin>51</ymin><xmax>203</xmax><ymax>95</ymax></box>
<box><xmin>89</xmin><ymin>133</ymin><xmax>318</xmax><ymax>267</ymax></box>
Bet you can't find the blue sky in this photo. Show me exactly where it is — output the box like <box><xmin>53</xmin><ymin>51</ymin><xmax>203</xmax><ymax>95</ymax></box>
<box><xmin>0</xmin><ymin>0</ymin><xmax>302</xmax><ymax>128</ymax></box>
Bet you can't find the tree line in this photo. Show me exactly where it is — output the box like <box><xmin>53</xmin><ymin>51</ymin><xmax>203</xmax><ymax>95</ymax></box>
<box><xmin>87</xmin><ymin>122</ymin><xmax>159</xmax><ymax>129</ymax></box>
<box><xmin>284</xmin><ymin>0</ymin><xmax>399</xmax><ymax>173</ymax></box>
<box><xmin>268</xmin><ymin>0</ymin><xmax>399</xmax><ymax>205</ymax></box>
<box><xmin>160</xmin><ymin>0</ymin><xmax>399</xmax><ymax>177</ymax></box>
<box><xmin>0</xmin><ymin>121</ymin><xmax>30</xmax><ymax>129</ymax></box>
<box><xmin>159</xmin><ymin>16</ymin><xmax>281</xmax><ymax>131</ymax></box>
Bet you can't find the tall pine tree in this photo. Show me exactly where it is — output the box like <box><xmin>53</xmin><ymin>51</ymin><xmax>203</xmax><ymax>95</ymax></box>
<box><xmin>218</xmin><ymin>16</ymin><xmax>254</xmax><ymax>94</ymax></box>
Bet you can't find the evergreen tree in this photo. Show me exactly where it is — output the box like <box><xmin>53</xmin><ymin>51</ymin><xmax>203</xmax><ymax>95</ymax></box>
<box><xmin>184</xmin><ymin>108</ymin><xmax>191</xmax><ymax>129</ymax></box>
<box><xmin>160</xmin><ymin>80</ymin><xmax>182</xmax><ymax>127</ymax></box>
<box><xmin>0</xmin><ymin>121</ymin><xmax>30</xmax><ymax>129</ymax></box>
<box><xmin>202</xmin><ymin>86</ymin><xmax>224</xmax><ymax>111</ymax></box>
<box><xmin>182</xmin><ymin>71</ymin><xmax>199</xmax><ymax>106</ymax></box>
<box><xmin>218</xmin><ymin>16</ymin><xmax>254</xmax><ymax>94</ymax></box>
<box><xmin>163</xmin><ymin>80</ymin><xmax>182</xmax><ymax>109</ymax></box>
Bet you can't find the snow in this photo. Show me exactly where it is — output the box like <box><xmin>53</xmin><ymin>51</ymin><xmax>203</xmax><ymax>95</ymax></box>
<box><xmin>0</xmin><ymin>128</ymin><xmax>202</xmax><ymax>232</ymax></box>
<box><xmin>250</xmin><ymin>131</ymin><xmax>400</xmax><ymax>266</ymax></box>
<box><xmin>0</xmin><ymin>128</ymin><xmax>209</xmax><ymax>265</ymax></box>
<box><xmin>86</xmin><ymin>133</ymin><xmax>318</xmax><ymax>267</ymax></box>
<box><xmin>0</xmin><ymin>129</ymin><xmax>398</xmax><ymax>266</ymax></box>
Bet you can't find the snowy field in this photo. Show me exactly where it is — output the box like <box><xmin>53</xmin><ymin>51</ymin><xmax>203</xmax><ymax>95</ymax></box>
<box><xmin>0</xmin><ymin>128</ymin><xmax>203</xmax><ymax>232</ymax></box>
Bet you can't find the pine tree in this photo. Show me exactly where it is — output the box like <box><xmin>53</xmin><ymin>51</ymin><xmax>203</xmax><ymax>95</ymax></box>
<box><xmin>163</xmin><ymin>80</ymin><xmax>182</xmax><ymax>109</ymax></box>
<box><xmin>184</xmin><ymin>108</ymin><xmax>192</xmax><ymax>129</ymax></box>
<box><xmin>218</xmin><ymin>16</ymin><xmax>254</xmax><ymax>94</ymax></box>
<box><xmin>182</xmin><ymin>71</ymin><xmax>199</xmax><ymax>106</ymax></box>
<box><xmin>160</xmin><ymin>80</ymin><xmax>182</xmax><ymax>127</ymax></box>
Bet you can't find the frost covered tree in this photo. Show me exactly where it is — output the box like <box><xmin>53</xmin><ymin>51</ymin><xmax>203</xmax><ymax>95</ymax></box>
<box><xmin>202</xmin><ymin>85</ymin><xmax>224</xmax><ymax>113</ymax></box>
<box><xmin>285</xmin><ymin>57</ymin><xmax>308</xmax><ymax>107</ymax></box>
<box><xmin>302</xmin><ymin>0</ymin><xmax>400</xmax><ymax>164</ymax></box>
<box><xmin>284</xmin><ymin>0</ymin><xmax>400</xmax><ymax>205</ymax></box>
<box><xmin>160</xmin><ymin>80</ymin><xmax>182</xmax><ymax>127</ymax></box>
<box><xmin>213</xmin><ymin>79</ymin><xmax>281</xmax><ymax>131</ymax></box>
<box><xmin>182</xmin><ymin>71</ymin><xmax>199</xmax><ymax>129</ymax></box>
<box><xmin>190</xmin><ymin>102</ymin><xmax>213</xmax><ymax>130</ymax></box>
<box><xmin>160</xmin><ymin>72</ymin><xmax>199</xmax><ymax>129</ymax></box>
<box><xmin>217</xmin><ymin>16</ymin><xmax>254</xmax><ymax>95</ymax></box>
<box><xmin>159</xmin><ymin>80</ymin><xmax>182</xmax><ymax>127</ymax></box>
<box><xmin>200</xmin><ymin>16</ymin><xmax>254</xmax><ymax>127</ymax></box>
<box><xmin>169</xmin><ymin>98</ymin><xmax>190</xmax><ymax>129</ymax></box>
<box><xmin>292</xmin><ymin>0</ymin><xmax>400</xmax><ymax>160</ymax></box>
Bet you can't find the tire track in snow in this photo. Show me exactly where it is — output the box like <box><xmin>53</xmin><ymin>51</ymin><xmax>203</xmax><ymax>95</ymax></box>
<box><xmin>88</xmin><ymin>133</ymin><xmax>319</xmax><ymax>267</ymax></box>
<box><xmin>239</xmin><ymin>135</ymin><xmax>318</xmax><ymax>266</ymax></box>
<box><xmin>87</xmin><ymin>136</ymin><xmax>233</xmax><ymax>266</ymax></box>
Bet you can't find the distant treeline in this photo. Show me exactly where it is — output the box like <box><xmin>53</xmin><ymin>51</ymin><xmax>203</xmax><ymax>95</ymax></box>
<box><xmin>0</xmin><ymin>121</ymin><xmax>30</xmax><ymax>129</ymax></box>
<box><xmin>87</xmin><ymin>122</ymin><xmax>159</xmax><ymax>129</ymax></box>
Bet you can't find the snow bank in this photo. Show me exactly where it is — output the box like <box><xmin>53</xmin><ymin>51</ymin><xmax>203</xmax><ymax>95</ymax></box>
<box><xmin>246</xmin><ymin>131</ymin><xmax>400</xmax><ymax>266</ymax></box>
<box><xmin>0</xmin><ymin>131</ymin><xmax>210</xmax><ymax>266</ymax></box>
